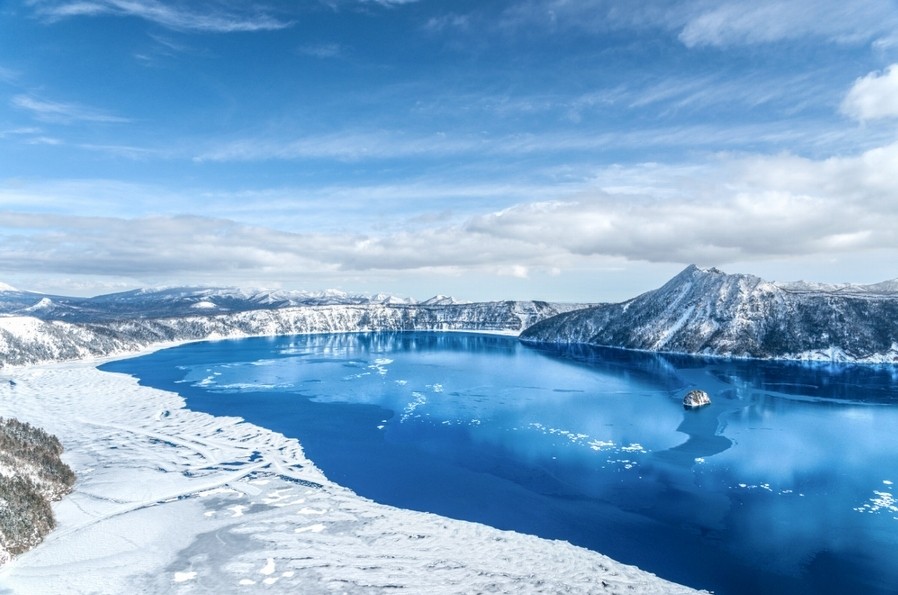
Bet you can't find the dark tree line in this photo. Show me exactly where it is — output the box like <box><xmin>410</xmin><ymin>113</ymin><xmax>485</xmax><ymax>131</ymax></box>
<box><xmin>0</xmin><ymin>417</ymin><xmax>75</xmax><ymax>560</ymax></box>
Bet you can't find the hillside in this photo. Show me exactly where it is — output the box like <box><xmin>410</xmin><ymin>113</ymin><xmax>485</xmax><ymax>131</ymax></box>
<box><xmin>0</xmin><ymin>290</ymin><xmax>585</xmax><ymax>367</ymax></box>
<box><xmin>520</xmin><ymin>265</ymin><xmax>898</xmax><ymax>362</ymax></box>
<box><xmin>0</xmin><ymin>417</ymin><xmax>76</xmax><ymax>564</ymax></box>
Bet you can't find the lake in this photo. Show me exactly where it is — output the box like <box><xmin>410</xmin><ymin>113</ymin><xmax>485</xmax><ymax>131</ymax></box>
<box><xmin>101</xmin><ymin>332</ymin><xmax>898</xmax><ymax>594</ymax></box>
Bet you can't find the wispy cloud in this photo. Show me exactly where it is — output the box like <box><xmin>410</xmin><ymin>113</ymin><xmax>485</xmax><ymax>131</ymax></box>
<box><xmin>358</xmin><ymin>0</ymin><xmax>421</xmax><ymax>6</ymax></box>
<box><xmin>297</xmin><ymin>42</ymin><xmax>345</xmax><ymax>59</ymax></box>
<box><xmin>493</xmin><ymin>0</ymin><xmax>898</xmax><ymax>48</ymax></box>
<box><xmin>28</xmin><ymin>0</ymin><xmax>294</xmax><ymax>32</ymax></box>
<box><xmin>677</xmin><ymin>0</ymin><xmax>898</xmax><ymax>47</ymax></box>
<box><xmin>192</xmin><ymin>120</ymin><xmax>878</xmax><ymax>164</ymax></box>
<box><xmin>841</xmin><ymin>64</ymin><xmax>898</xmax><ymax>121</ymax></box>
<box><xmin>12</xmin><ymin>94</ymin><xmax>130</xmax><ymax>124</ymax></box>
<box><xmin>0</xmin><ymin>65</ymin><xmax>20</xmax><ymax>83</ymax></box>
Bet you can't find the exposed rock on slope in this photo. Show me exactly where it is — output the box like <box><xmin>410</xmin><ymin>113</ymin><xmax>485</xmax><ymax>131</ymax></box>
<box><xmin>0</xmin><ymin>417</ymin><xmax>75</xmax><ymax>564</ymax></box>
<box><xmin>521</xmin><ymin>265</ymin><xmax>898</xmax><ymax>363</ymax></box>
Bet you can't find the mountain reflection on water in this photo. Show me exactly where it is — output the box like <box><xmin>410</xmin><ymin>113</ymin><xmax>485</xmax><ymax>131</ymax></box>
<box><xmin>103</xmin><ymin>332</ymin><xmax>898</xmax><ymax>595</ymax></box>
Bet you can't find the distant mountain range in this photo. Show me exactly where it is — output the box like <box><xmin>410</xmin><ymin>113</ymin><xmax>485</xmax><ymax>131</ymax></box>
<box><xmin>0</xmin><ymin>285</ymin><xmax>585</xmax><ymax>367</ymax></box>
<box><xmin>520</xmin><ymin>265</ymin><xmax>898</xmax><ymax>363</ymax></box>
<box><xmin>3</xmin><ymin>265</ymin><xmax>898</xmax><ymax>367</ymax></box>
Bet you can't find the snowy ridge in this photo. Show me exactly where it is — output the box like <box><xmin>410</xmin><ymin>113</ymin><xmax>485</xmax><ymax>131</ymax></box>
<box><xmin>521</xmin><ymin>265</ymin><xmax>898</xmax><ymax>363</ymax></box>
<box><xmin>0</xmin><ymin>301</ymin><xmax>586</xmax><ymax>367</ymax></box>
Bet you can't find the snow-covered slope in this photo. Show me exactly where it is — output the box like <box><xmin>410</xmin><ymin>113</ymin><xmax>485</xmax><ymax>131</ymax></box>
<box><xmin>0</xmin><ymin>286</ymin><xmax>419</xmax><ymax>322</ymax></box>
<box><xmin>521</xmin><ymin>265</ymin><xmax>898</xmax><ymax>363</ymax></box>
<box><xmin>0</xmin><ymin>301</ymin><xmax>585</xmax><ymax>367</ymax></box>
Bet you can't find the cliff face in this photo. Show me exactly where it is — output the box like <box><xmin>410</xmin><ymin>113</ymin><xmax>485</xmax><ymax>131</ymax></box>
<box><xmin>0</xmin><ymin>301</ymin><xmax>585</xmax><ymax>367</ymax></box>
<box><xmin>520</xmin><ymin>265</ymin><xmax>898</xmax><ymax>363</ymax></box>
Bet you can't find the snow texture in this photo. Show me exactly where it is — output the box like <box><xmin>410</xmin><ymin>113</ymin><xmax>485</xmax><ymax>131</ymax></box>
<box><xmin>521</xmin><ymin>265</ymin><xmax>898</xmax><ymax>363</ymax></box>
<box><xmin>0</xmin><ymin>358</ymin><xmax>701</xmax><ymax>594</ymax></box>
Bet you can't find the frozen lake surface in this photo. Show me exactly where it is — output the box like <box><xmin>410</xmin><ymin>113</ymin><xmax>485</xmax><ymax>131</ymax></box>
<box><xmin>103</xmin><ymin>332</ymin><xmax>898</xmax><ymax>594</ymax></box>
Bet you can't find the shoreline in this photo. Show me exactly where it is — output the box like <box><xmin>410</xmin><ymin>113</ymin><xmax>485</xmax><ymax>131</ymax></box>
<box><xmin>0</xmin><ymin>341</ymin><xmax>702</xmax><ymax>594</ymax></box>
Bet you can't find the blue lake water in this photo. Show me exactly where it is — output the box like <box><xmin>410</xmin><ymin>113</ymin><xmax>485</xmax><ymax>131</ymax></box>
<box><xmin>101</xmin><ymin>332</ymin><xmax>898</xmax><ymax>594</ymax></box>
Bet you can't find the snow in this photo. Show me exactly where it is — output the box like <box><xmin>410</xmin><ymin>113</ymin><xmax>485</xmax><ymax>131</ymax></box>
<box><xmin>0</xmin><ymin>282</ymin><xmax>17</xmax><ymax>292</ymax></box>
<box><xmin>0</xmin><ymin>316</ymin><xmax>50</xmax><ymax>342</ymax></box>
<box><xmin>0</xmin><ymin>354</ymin><xmax>702</xmax><ymax>594</ymax></box>
<box><xmin>190</xmin><ymin>301</ymin><xmax>217</xmax><ymax>309</ymax></box>
<box><xmin>22</xmin><ymin>298</ymin><xmax>54</xmax><ymax>312</ymax></box>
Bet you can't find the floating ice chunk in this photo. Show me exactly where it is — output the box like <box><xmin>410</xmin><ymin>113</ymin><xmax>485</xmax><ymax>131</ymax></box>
<box><xmin>884</xmin><ymin>480</ymin><xmax>894</xmax><ymax>485</ymax></box>
<box><xmin>694</xmin><ymin>457</ymin><xmax>705</xmax><ymax>464</ymax></box>
<box><xmin>260</xmin><ymin>558</ymin><xmax>275</xmax><ymax>575</ymax></box>
<box><xmin>295</xmin><ymin>523</ymin><xmax>326</xmax><ymax>533</ymax></box>
<box><xmin>368</xmin><ymin>358</ymin><xmax>393</xmax><ymax>376</ymax></box>
<box><xmin>589</xmin><ymin>440</ymin><xmax>614</xmax><ymax>451</ymax></box>
<box><xmin>401</xmin><ymin>392</ymin><xmax>427</xmax><ymax>422</ymax></box>
<box><xmin>855</xmin><ymin>490</ymin><xmax>898</xmax><ymax>515</ymax></box>
<box><xmin>239</xmin><ymin>579</ymin><xmax>255</xmax><ymax>586</ymax></box>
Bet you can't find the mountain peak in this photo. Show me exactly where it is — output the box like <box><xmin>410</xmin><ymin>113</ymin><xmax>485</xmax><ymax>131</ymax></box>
<box><xmin>0</xmin><ymin>282</ymin><xmax>19</xmax><ymax>292</ymax></box>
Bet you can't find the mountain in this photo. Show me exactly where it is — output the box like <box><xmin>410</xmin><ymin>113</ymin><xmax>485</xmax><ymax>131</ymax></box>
<box><xmin>0</xmin><ymin>294</ymin><xmax>587</xmax><ymax>367</ymax></box>
<box><xmin>520</xmin><ymin>265</ymin><xmax>898</xmax><ymax>363</ymax></box>
<box><xmin>0</xmin><ymin>286</ymin><xmax>421</xmax><ymax>323</ymax></box>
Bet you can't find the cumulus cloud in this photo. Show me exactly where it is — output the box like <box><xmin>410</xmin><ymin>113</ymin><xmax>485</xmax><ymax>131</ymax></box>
<box><xmin>841</xmin><ymin>64</ymin><xmax>898</xmax><ymax>121</ymax></box>
<box><xmin>27</xmin><ymin>0</ymin><xmax>293</xmax><ymax>32</ymax></box>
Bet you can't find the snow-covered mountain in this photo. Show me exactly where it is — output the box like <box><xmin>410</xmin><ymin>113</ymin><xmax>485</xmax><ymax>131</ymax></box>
<box><xmin>0</xmin><ymin>286</ymin><xmax>419</xmax><ymax>322</ymax></box>
<box><xmin>0</xmin><ymin>289</ymin><xmax>585</xmax><ymax>366</ymax></box>
<box><xmin>520</xmin><ymin>265</ymin><xmax>898</xmax><ymax>363</ymax></box>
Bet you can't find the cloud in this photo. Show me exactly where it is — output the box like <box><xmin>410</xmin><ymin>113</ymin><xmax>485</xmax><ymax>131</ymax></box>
<box><xmin>297</xmin><ymin>43</ymin><xmax>344</xmax><ymax>59</ymax></box>
<box><xmin>464</xmin><ymin>143</ymin><xmax>898</xmax><ymax>264</ymax></box>
<box><xmin>11</xmin><ymin>94</ymin><xmax>129</xmax><ymax>124</ymax></box>
<box><xmin>0</xmin><ymin>65</ymin><xmax>20</xmax><ymax>83</ymax></box>
<box><xmin>676</xmin><ymin>1</ymin><xmax>897</xmax><ymax>47</ymax></box>
<box><xmin>494</xmin><ymin>0</ymin><xmax>898</xmax><ymax>48</ymax></box>
<box><xmin>4</xmin><ymin>140</ymin><xmax>898</xmax><ymax>284</ymax></box>
<box><xmin>841</xmin><ymin>64</ymin><xmax>898</xmax><ymax>121</ymax></box>
<box><xmin>28</xmin><ymin>0</ymin><xmax>293</xmax><ymax>32</ymax></box>
<box><xmin>193</xmin><ymin>121</ymin><xmax>852</xmax><ymax>163</ymax></box>
<box><xmin>358</xmin><ymin>0</ymin><xmax>420</xmax><ymax>5</ymax></box>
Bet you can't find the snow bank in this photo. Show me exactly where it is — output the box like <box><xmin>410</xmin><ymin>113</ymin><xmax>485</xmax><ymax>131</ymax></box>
<box><xmin>0</xmin><ymin>356</ymin><xmax>702</xmax><ymax>594</ymax></box>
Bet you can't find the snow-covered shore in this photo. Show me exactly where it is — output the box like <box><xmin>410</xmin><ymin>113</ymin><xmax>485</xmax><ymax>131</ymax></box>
<box><xmin>0</xmin><ymin>352</ymin><xmax>702</xmax><ymax>594</ymax></box>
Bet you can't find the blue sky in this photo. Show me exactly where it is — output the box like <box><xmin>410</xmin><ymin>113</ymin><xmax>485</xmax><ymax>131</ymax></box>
<box><xmin>2</xmin><ymin>0</ymin><xmax>898</xmax><ymax>301</ymax></box>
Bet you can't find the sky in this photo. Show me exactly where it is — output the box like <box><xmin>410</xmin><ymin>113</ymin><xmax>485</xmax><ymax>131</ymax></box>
<box><xmin>2</xmin><ymin>0</ymin><xmax>898</xmax><ymax>302</ymax></box>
